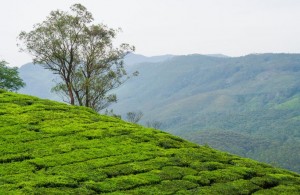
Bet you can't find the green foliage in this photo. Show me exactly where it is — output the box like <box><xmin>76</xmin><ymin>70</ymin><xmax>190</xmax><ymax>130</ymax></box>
<box><xmin>0</xmin><ymin>91</ymin><xmax>300</xmax><ymax>194</ymax></box>
<box><xmin>18</xmin><ymin>3</ymin><xmax>135</xmax><ymax>111</ymax></box>
<box><xmin>19</xmin><ymin>53</ymin><xmax>300</xmax><ymax>173</ymax></box>
<box><xmin>0</xmin><ymin>61</ymin><xmax>25</xmax><ymax>91</ymax></box>
<box><xmin>108</xmin><ymin>53</ymin><xmax>300</xmax><ymax>173</ymax></box>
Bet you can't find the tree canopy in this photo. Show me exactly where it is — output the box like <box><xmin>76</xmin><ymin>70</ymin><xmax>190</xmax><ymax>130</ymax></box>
<box><xmin>18</xmin><ymin>3</ymin><xmax>135</xmax><ymax>111</ymax></box>
<box><xmin>0</xmin><ymin>61</ymin><xmax>25</xmax><ymax>91</ymax></box>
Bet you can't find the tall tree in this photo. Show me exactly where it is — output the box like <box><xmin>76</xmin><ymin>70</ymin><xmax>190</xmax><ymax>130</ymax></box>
<box><xmin>18</xmin><ymin>4</ymin><xmax>135</xmax><ymax>111</ymax></box>
<box><xmin>0</xmin><ymin>61</ymin><xmax>25</xmax><ymax>91</ymax></box>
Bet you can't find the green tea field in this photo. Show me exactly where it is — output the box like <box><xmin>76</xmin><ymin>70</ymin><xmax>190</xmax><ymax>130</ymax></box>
<box><xmin>0</xmin><ymin>90</ymin><xmax>299</xmax><ymax>194</ymax></box>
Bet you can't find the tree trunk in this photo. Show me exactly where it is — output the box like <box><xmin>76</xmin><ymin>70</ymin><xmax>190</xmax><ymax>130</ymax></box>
<box><xmin>85</xmin><ymin>66</ymin><xmax>91</xmax><ymax>108</ymax></box>
<box><xmin>85</xmin><ymin>82</ymin><xmax>89</xmax><ymax>107</ymax></box>
<box><xmin>67</xmin><ymin>83</ymin><xmax>75</xmax><ymax>105</ymax></box>
<box><xmin>67</xmin><ymin>82</ymin><xmax>75</xmax><ymax>105</ymax></box>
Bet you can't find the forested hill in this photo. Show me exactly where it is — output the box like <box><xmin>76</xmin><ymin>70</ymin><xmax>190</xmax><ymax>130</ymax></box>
<box><xmin>110</xmin><ymin>53</ymin><xmax>300</xmax><ymax>173</ymax></box>
<box><xmin>18</xmin><ymin>53</ymin><xmax>300</xmax><ymax>172</ymax></box>
<box><xmin>0</xmin><ymin>91</ymin><xmax>300</xmax><ymax>194</ymax></box>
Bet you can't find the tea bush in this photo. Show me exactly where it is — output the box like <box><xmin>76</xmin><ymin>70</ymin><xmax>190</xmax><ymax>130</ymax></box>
<box><xmin>0</xmin><ymin>92</ymin><xmax>299</xmax><ymax>194</ymax></box>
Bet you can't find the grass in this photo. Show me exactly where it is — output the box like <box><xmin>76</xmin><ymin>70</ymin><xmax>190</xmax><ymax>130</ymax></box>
<box><xmin>0</xmin><ymin>90</ymin><xmax>300</xmax><ymax>194</ymax></box>
<box><xmin>275</xmin><ymin>95</ymin><xmax>300</xmax><ymax>110</ymax></box>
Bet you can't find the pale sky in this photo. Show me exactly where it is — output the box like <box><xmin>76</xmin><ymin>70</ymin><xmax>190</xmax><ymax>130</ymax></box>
<box><xmin>1</xmin><ymin>0</ymin><xmax>300</xmax><ymax>67</ymax></box>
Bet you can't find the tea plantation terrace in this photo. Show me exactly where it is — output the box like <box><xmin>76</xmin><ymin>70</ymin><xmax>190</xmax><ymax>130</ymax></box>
<box><xmin>0</xmin><ymin>90</ymin><xmax>299</xmax><ymax>194</ymax></box>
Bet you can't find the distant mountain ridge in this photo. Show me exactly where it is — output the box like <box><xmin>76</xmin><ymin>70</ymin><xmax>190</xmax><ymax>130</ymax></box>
<box><xmin>124</xmin><ymin>53</ymin><xmax>175</xmax><ymax>65</ymax></box>
<box><xmin>109</xmin><ymin>53</ymin><xmax>300</xmax><ymax>172</ymax></box>
<box><xmin>18</xmin><ymin>53</ymin><xmax>175</xmax><ymax>99</ymax></box>
<box><xmin>18</xmin><ymin>53</ymin><xmax>300</xmax><ymax>173</ymax></box>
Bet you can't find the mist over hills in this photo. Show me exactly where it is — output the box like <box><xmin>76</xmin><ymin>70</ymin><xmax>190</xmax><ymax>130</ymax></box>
<box><xmin>18</xmin><ymin>53</ymin><xmax>300</xmax><ymax>172</ymax></box>
<box><xmin>19</xmin><ymin>63</ymin><xmax>58</xmax><ymax>101</ymax></box>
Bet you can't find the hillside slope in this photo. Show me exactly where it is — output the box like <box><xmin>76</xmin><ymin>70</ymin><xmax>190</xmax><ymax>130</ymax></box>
<box><xmin>0</xmin><ymin>91</ymin><xmax>300</xmax><ymax>194</ymax></box>
<box><xmin>110</xmin><ymin>53</ymin><xmax>300</xmax><ymax>172</ymax></box>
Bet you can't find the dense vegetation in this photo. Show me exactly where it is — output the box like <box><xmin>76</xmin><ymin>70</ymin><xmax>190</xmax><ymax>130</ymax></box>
<box><xmin>0</xmin><ymin>60</ymin><xmax>25</xmax><ymax>91</ymax></box>
<box><xmin>18</xmin><ymin>53</ymin><xmax>300</xmax><ymax>173</ymax></box>
<box><xmin>1</xmin><ymin>91</ymin><xmax>300</xmax><ymax>194</ymax></box>
<box><xmin>111</xmin><ymin>53</ymin><xmax>300</xmax><ymax>173</ymax></box>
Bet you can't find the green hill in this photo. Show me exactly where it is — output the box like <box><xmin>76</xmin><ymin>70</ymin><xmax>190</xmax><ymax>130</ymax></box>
<box><xmin>0</xmin><ymin>91</ymin><xmax>300</xmax><ymax>194</ymax></box>
<box><xmin>18</xmin><ymin>53</ymin><xmax>300</xmax><ymax>173</ymax></box>
<box><xmin>109</xmin><ymin>53</ymin><xmax>300</xmax><ymax>173</ymax></box>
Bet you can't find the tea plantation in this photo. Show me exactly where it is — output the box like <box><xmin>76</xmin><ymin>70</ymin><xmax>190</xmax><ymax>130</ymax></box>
<box><xmin>0</xmin><ymin>90</ymin><xmax>300</xmax><ymax>194</ymax></box>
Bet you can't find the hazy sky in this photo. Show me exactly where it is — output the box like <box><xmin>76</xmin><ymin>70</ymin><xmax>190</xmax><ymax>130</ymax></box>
<box><xmin>1</xmin><ymin>0</ymin><xmax>300</xmax><ymax>67</ymax></box>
